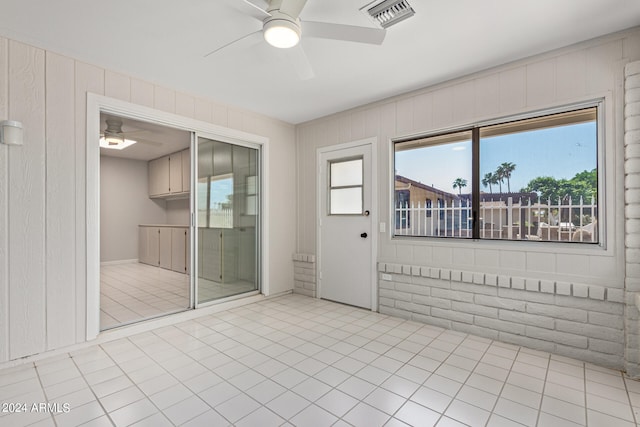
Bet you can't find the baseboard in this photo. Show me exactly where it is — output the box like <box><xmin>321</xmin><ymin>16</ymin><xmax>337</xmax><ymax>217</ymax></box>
<box><xmin>100</xmin><ymin>259</ymin><xmax>138</xmax><ymax>266</ymax></box>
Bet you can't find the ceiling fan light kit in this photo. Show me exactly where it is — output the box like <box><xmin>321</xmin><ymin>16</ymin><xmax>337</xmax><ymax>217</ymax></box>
<box><xmin>263</xmin><ymin>14</ymin><xmax>301</xmax><ymax>48</ymax></box>
<box><xmin>100</xmin><ymin>118</ymin><xmax>138</xmax><ymax>150</ymax></box>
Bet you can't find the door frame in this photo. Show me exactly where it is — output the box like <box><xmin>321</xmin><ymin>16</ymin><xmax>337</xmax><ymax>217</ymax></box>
<box><xmin>86</xmin><ymin>93</ymin><xmax>270</xmax><ymax>341</ymax></box>
<box><xmin>316</xmin><ymin>137</ymin><xmax>378</xmax><ymax>311</ymax></box>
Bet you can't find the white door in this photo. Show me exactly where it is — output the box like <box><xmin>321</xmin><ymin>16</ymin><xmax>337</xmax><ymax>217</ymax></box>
<box><xmin>319</xmin><ymin>141</ymin><xmax>375</xmax><ymax>309</ymax></box>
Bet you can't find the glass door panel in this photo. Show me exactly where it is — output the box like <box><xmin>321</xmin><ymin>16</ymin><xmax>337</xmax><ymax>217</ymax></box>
<box><xmin>196</xmin><ymin>137</ymin><xmax>259</xmax><ymax>304</ymax></box>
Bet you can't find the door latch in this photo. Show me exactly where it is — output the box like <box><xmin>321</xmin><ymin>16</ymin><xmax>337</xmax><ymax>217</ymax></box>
<box><xmin>360</xmin><ymin>232</ymin><xmax>368</xmax><ymax>238</ymax></box>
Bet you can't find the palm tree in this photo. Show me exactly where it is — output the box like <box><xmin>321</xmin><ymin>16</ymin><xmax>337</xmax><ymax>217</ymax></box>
<box><xmin>495</xmin><ymin>167</ymin><xmax>504</xmax><ymax>193</ymax></box>
<box><xmin>482</xmin><ymin>172</ymin><xmax>496</xmax><ymax>193</ymax></box>
<box><xmin>452</xmin><ymin>178</ymin><xmax>467</xmax><ymax>195</ymax></box>
<box><xmin>498</xmin><ymin>162</ymin><xmax>516</xmax><ymax>193</ymax></box>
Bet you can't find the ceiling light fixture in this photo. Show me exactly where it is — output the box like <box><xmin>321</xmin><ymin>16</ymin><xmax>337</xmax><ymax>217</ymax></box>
<box><xmin>99</xmin><ymin>136</ymin><xmax>137</xmax><ymax>150</ymax></box>
<box><xmin>263</xmin><ymin>14</ymin><xmax>301</xmax><ymax>48</ymax></box>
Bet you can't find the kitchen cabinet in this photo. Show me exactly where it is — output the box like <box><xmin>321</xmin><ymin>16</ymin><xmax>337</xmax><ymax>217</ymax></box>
<box><xmin>171</xmin><ymin>227</ymin><xmax>189</xmax><ymax>274</ymax></box>
<box><xmin>139</xmin><ymin>225</ymin><xmax>189</xmax><ymax>274</ymax></box>
<box><xmin>148</xmin><ymin>149</ymin><xmax>189</xmax><ymax>198</ymax></box>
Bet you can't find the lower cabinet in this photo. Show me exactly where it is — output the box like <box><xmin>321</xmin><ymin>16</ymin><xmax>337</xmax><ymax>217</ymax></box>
<box><xmin>139</xmin><ymin>225</ymin><xmax>189</xmax><ymax>274</ymax></box>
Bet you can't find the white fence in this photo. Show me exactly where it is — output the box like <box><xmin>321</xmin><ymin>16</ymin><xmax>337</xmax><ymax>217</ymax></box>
<box><xmin>395</xmin><ymin>196</ymin><xmax>597</xmax><ymax>242</ymax></box>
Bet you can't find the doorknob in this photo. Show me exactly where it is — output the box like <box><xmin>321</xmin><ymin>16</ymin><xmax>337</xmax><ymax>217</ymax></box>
<box><xmin>360</xmin><ymin>232</ymin><xmax>368</xmax><ymax>238</ymax></box>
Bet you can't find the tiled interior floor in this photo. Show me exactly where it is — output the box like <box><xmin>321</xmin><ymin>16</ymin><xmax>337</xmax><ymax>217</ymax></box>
<box><xmin>3</xmin><ymin>294</ymin><xmax>639</xmax><ymax>427</ymax></box>
<box><xmin>101</xmin><ymin>263</ymin><xmax>257</xmax><ymax>330</ymax></box>
<box><xmin>100</xmin><ymin>263</ymin><xmax>190</xmax><ymax>330</ymax></box>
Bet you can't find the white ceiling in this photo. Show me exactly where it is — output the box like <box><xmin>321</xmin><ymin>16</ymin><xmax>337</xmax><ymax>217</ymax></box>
<box><xmin>2</xmin><ymin>0</ymin><xmax>640</xmax><ymax>124</ymax></box>
<box><xmin>99</xmin><ymin>114</ymin><xmax>190</xmax><ymax>161</ymax></box>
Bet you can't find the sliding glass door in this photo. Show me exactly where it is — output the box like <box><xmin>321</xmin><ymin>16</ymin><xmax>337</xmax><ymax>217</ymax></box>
<box><xmin>196</xmin><ymin>136</ymin><xmax>260</xmax><ymax>304</ymax></box>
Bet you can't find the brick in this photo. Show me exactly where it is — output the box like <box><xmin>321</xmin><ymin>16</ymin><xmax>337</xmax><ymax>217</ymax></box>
<box><xmin>626</xmin><ymin>61</ymin><xmax>640</xmax><ymax>77</ymax></box>
<box><xmin>452</xmin><ymin>282</ymin><xmax>497</xmax><ymax>296</ymax></box>
<box><xmin>556</xmin><ymin>319</ymin><xmax>624</xmax><ymax>343</ymax></box>
<box><xmin>525</xmin><ymin>326</ymin><xmax>588</xmax><ymax>349</ymax></box>
<box><xmin>412</xmin><ymin>276</ymin><xmax>450</xmax><ymax>290</ymax></box>
<box><xmin>499</xmin><ymin>310</ymin><xmax>555</xmax><ymax>330</ymax></box>
<box><xmin>379</xmin><ymin>306</ymin><xmax>411</xmax><ymax>320</ymax></box>
<box><xmin>462</xmin><ymin>271</ymin><xmax>474</xmax><ymax>283</ymax></box>
<box><xmin>498</xmin><ymin>288</ymin><xmax>555</xmax><ymax>304</ymax></box>
<box><xmin>607</xmin><ymin>288</ymin><xmax>624</xmax><ymax>303</ymax></box>
<box><xmin>473</xmin><ymin>273</ymin><xmax>485</xmax><ymax>284</ymax></box>
<box><xmin>627</xmin><ymin>130</ymin><xmax>640</xmax><ymax>146</ymax></box>
<box><xmin>452</xmin><ymin>322</ymin><xmax>499</xmax><ymax>341</ymax></box>
<box><xmin>511</xmin><ymin>277</ymin><xmax>525</xmax><ymax>290</ymax></box>
<box><xmin>431</xmin><ymin>308</ymin><xmax>473</xmax><ymax>324</ymax></box>
<box><xmin>626</xmin><ymin>102</ymin><xmax>640</xmax><ymax>118</ymax></box>
<box><xmin>540</xmin><ymin>280</ymin><xmax>555</xmax><ymax>294</ymax></box>
<box><xmin>402</xmin><ymin>265</ymin><xmax>412</xmax><ymax>275</ymax></box>
<box><xmin>589</xmin><ymin>286</ymin><xmax>606</xmax><ymax>300</ymax></box>
<box><xmin>485</xmin><ymin>274</ymin><xmax>498</xmax><ymax>286</ymax></box>
<box><xmin>588</xmin><ymin>311</ymin><xmax>624</xmax><ymax>329</ymax></box>
<box><xmin>556</xmin><ymin>294</ymin><xmax>624</xmax><ymax>315</ymax></box>
<box><xmin>450</xmin><ymin>270</ymin><xmax>462</xmax><ymax>282</ymax></box>
<box><xmin>475</xmin><ymin>316</ymin><xmax>526</xmax><ymax>335</ymax></box>
<box><xmin>572</xmin><ymin>283</ymin><xmax>589</xmax><ymax>298</ymax></box>
<box><xmin>440</xmin><ymin>269</ymin><xmax>451</xmax><ymax>280</ymax></box>
<box><xmin>420</xmin><ymin>266</ymin><xmax>430</xmax><ymax>277</ymax></box>
<box><xmin>378</xmin><ymin>263</ymin><xmax>386</xmax><ymax>272</ymax></box>
<box><xmin>452</xmin><ymin>301</ymin><xmax>498</xmax><ymax>318</ymax></box>
<box><xmin>498</xmin><ymin>275</ymin><xmax>511</xmax><ymax>288</ymax></box>
<box><xmin>430</xmin><ymin>269</ymin><xmax>441</xmax><ymax>279</ymax></box>
<box><xmin>392</xmin><ymin>264</ymin><xmax>403</xmax><ymax>274</ymax></box>
<box><xmin>425</xmin><ymin>316</ymin><xmax>452</xmax><ymax>330</ymax></box>
<box><xmin>626</xmin><ymin>87</ymin><xmax>640</xmax><ymax>104</ymax></box>
<box><xmin>527</xmin><ymin>302</ymin><xmax>587</xmax><ymax>322</ymax></box>
<box><xmin>475</xmin><ymin>294</ymin><xmax>526</xmax><ymax>311</ymax></box>
<box><xmin>380</xmin><ymin>280</ymin><xmax>394</xmax><ymax>290</ymax></box>
<box><xmin>396</xmin><ymin>301</ymin><xmax>431</xmax><ymax>316</ymax></box>
<box><xmin>380</xmin><ymin>288</ymin><xmax>411</xmax><ymax>302</ymax></box>
<box><xmin>431</xmin><ymin>288</ymin><xmax>474</xmax><ymax>303</ymax></box>
<box><xmin>525</xmin><ymin>279</ymin><xmax>540</xmax><ymax>292</ymax></box>
<box><xmin>395</xmin><ymin>282</ymin><xmax>430</xmax><ymax>297</ymax></box>
<box><xmin>589</xmin><ymin>338</ymin><xmax>624</xmax><ymax>356</ymax></box>
<box><xmin>554</xmin><ymin>344</ymin><xmax>622</xmax><ymax>370</ymax></box>
<box><xmin>499</xmin><ymin>332</ymin><xmax>556</xmax><ymax>353</ymax></box>
<box><xmin>379</xmin><ymin>297</ymin><xmax>395</xmax><ymax>307</ymax></box>
<box><xmin>411</xmin><ymin>265</ymin><xmax>421</xmax><ymax>276</ymax></box>
<box><xmin>413</xmin><ymin>294</ymin><xmax>452</xmax><ymax>310</ymax></box>
<box><xmin>556</xmin><ymin>282</ymin><xmax>572</xmax><ymax>295</ymax></box>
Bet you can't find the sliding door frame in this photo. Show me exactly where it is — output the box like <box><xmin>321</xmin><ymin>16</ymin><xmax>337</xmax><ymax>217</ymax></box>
<box><xmin>86</xmin><ymin>94</ymin><xmax>270</xmax><ymax>341</ymax></box>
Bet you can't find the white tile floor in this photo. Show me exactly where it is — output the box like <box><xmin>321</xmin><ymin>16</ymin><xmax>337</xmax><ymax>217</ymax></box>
<box><xmin>100</xmin><ymin>263</ymin><xmax>190</xmax><ymax>330</ymax></box>
<box><xmin>2</xmin><ymin>294</ymin><xmax>639</xmax><ymax>427</ymax></box>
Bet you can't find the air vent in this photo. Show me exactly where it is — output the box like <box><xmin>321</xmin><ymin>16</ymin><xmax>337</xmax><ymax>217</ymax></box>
<box><xmin>366</xmin><ymin>0</ymin><xmax>415</xmax><ymax>28</ymax></box>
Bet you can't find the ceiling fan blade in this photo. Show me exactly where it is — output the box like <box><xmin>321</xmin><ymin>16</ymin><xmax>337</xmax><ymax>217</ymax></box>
<box><xmin>224</xmin><ymin>0</ymin><xmax>271</xmax><ymax>20</ymax></box>
<box><xmin>303</xmin><ymin>21</ymin><xmax>386</xmax><ymax>45</ymax></box>
<box><xmin>279</xmin><ymin>0</ymin><xmax>308</xmax><ymax>19</ymax></box>
<box><xmin>204</xmin><ymin>30</ymin><xmax>264</xmax><ymax>57</ymax></box>
<box><xmin>286</xmin><ymin>44</ymin><xmax>314</xmax><ymax>80</ymax></box>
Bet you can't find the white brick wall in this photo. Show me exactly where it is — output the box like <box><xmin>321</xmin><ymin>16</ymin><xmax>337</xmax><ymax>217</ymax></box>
<box><xmin>293</xmin><ymin>253</ymin><xmax>316</xmax><ymax>297</ymax></box>
<box><xmin>625</xmin><ymin>60</ymin><xmax>640</xmax><ymax>377</ymax></box>
<box><xmin>378</xmin><ymin>262</ymin><xmax>624</xmax><ymax>369</ymax></box>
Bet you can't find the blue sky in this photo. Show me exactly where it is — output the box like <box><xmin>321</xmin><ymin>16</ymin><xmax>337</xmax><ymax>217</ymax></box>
<box><xmin>395</xmin><ymin>122</ymin><xmax>597</xmax><ymax>194</ymax></box>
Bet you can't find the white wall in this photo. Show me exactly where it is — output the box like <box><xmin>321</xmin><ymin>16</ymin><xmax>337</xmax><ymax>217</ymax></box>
<box><xmin>166</xmin><ymin>199</ymin><xmax>190</xmax><ymax>226</ymax></box>
<box><xmin>100</xmin><ymin>156</ymin><xmax>167</xmax><ymax>262</ymax></box>
<box><xmin>0</xmin><ymin>37</ymin><xmax>296</xmax><ymax>362</ymax></box>
<box><xmin>295</xmin><ymin>27</ymin><xmax>640</xmax><ymax>370</ymax></box>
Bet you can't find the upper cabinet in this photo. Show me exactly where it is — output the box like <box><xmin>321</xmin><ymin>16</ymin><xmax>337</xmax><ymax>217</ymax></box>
<box><xmin>149</xmin><ymin>148</ymin><xmax>190</xmax><ymax>198</ymax></box>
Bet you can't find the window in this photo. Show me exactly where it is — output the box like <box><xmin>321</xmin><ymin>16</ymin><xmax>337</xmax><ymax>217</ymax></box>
<box><xmin>198</xmin><ymin>174</ymin><xmax>234</xmax><ymax>228</ymax></box>
<box><xmin>329</xmin><ymin>158</ymin><xmax>363</xmax><ymax>215</ymax></box>
<box><xmin>394</xmin><ymin>104</ymin><xmax>599</xmax><ymax>243</ymax></box>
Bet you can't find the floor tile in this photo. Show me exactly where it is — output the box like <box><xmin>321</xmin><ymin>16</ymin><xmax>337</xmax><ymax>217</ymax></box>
<box><xmin>395</xmin><ymin>401</ymin><xmax>441</xmax><ymax>427</ymax></box>
<box><xmin>343</xmin><ymin>402</ymin><xmax>390</xmax><ymax>427</ymax></box>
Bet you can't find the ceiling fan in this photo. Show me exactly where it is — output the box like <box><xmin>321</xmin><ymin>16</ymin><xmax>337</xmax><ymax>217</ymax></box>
<box><xmin>100</xmin><ymin>118</ymin><xmax>160</xmax><ymax>150</ymax></box>
<box><xmin>207</xmin><ymin>0</ymin><xmax>387</xmax><ymax>79</ymax></box>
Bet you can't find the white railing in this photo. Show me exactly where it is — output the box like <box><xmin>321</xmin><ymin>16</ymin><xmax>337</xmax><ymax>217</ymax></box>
<box><xmin>395</xmin><ymin>196</ymin><xmax>597</xmax><ymax>242</ymax></box>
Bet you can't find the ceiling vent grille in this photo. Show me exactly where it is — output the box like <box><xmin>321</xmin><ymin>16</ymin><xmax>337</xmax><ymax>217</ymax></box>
<box><xmin>367</xmin><ymin>0</ymin><xmax>415</xmax><ymax>28</ymax></box>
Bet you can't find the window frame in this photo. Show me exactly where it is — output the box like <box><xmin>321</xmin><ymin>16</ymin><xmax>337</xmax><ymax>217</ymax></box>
<box><xmin>391</xmin><ymin>99</ymin><xmax>604</xmax><ymax>245</ymax></box>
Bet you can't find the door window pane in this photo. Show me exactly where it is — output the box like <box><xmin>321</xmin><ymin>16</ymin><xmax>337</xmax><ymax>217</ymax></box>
<box><xmin>331</xmin><ymin>159</ymin><xmax>363</xmax><ymax>186</ymax></box>
<box><xmin>330</xmin><ymin>187</ymin><xmax>363</xmax><ymax>214</ymax></box>
<box><xmin>329</xmin><ymin>157</ymin><xmax>363</xmax><ymax>215</ymax></box>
